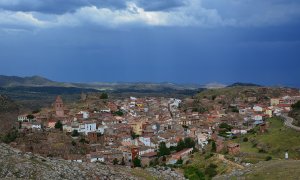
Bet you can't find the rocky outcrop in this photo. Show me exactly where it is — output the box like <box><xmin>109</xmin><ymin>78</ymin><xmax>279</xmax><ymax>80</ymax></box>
<box><xmin>146</xmin><ymin>166</ymin><xmax>187</xmax><ymax>180</ymax></box>
<box><xmin>0</xmin><ymin>143</ymin><xmax>138</xmax><ymax>180</ymax></box>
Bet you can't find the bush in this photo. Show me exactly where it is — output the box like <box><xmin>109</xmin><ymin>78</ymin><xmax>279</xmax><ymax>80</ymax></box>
<box><xmin>211</xmin><ymin>141</ymin><xmax>216</xmax><ymax>152</ymax></box>
<box><xmin>1</xmin><ymin>129</ymin><xmax>19</xmax><ymax>144</ymax></box>
<box><xmin>158</xmin><ymin>142</ymin><xmax>170</xmax><ymax>157</ymax></box>
<box><xmin>205</xmin><ymin>153</ymin><xmax>214</xmax><ymax>160</ymax></box>
<box><xmin>265</xmin><ymin>156</ymin><xmax>272</xmax><ymax>161</ymax></box>
<box><xmin>71</xmin><ymin>130</ymin><xmax>79</xmax><ymax>137</ymax></box>
<box><xmin>133</xmin><ymin>157</ymin><xmax>141</xmax><ymax>167</ymax></box>
<box><xmin>243</xmin><ymin>137</ymin><xmax>249</xmax><ymax>142</ymax></box>
<box><xmin>205</xmin><ymin>164</ymin><xmax>218</xmax><ymax>178</ymax></box>
<box><xmin>55</xmin><ymin>120</ymin><xmax>63</xmax><ymax>130</ymax></box>
<box><xmin>184</xmin><ymin>167</ymin><xmax>205</xmax><ymax>180</ymax></box>
<box><xmin>113</xmin><ymin>158</ymin><xmax>119</xmax><ymax>165</ymax></box>
<box><xmin>100</xmin><ymin>93</ymin><xmax>108</xmax><ymax>99</ymax></box>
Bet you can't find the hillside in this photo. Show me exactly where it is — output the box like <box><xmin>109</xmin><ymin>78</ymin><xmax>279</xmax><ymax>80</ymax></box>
<box><xmin>227</xmin><ymin>82</ymin><xmax>261</xmax><ymax>88</ymax></box>
<box><xmin>289</xmin><ymin>101</ymin><xmax>300</xmax><ymax>126</ymax></box>
<box><xmin>214</xmin><ymin>160</ymin><xmax>300</xmax><ymax>180</ymax></box>
<box><xmin>0</xmin><ymin>95</ymin><xmax>19</xmax><ymax>134</ymax></box>
<box><xmin>0</xmin><ymin>75</ymin><xmax>66</xmax><ymax>87</ymax></box>
<box><xmin>0</xmin><ymin>143</ymin><xmax>137</xmax><ymax>179</ymax></box>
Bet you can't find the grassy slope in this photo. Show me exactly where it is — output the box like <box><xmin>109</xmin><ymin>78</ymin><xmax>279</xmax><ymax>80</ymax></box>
<box><xmin>214</xmin><ymin>160</ymin><xmax>300</xmax><ymax>180</ymax></box>
<box><xmin>236</xmin><ymin>117</ymin><xmax>300</xmax><ymax>162</ymax></box>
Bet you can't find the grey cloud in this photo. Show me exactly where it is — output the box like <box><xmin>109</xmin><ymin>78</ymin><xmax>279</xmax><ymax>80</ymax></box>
<box><xmin>0</xmin><ymin>0</ymin><xmax>127</xmax><ymax>14</ymax></box>
<box><xmin>136</xmin><ymin>0</ymin><xmax>185</xmax><ymax>11</ymax></box>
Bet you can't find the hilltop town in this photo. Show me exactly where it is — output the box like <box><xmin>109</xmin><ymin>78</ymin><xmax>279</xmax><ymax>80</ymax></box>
<box><xmin>2</xmin><ymin>85</ymin><xmax>300</xmax><ymax>179</ymax></box>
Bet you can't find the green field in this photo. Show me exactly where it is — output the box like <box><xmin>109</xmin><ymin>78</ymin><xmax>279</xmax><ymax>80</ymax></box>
<box><xmin>236</xmin><ymin>117</ymin><xmax>300</xmax><ymax>161</ymax></box>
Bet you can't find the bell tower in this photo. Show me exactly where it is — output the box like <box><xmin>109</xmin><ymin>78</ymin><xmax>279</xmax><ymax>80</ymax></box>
<box><xmin>55</xmin><ymin>96</ymin><xmax>64</xmax><ymax>117</ymax></box>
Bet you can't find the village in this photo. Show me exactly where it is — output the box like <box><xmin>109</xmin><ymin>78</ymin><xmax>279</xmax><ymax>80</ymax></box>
<box><xmin>14</xmin><ymin>87</ymin><xmax>300</xmax><ymax>168</ymax></box>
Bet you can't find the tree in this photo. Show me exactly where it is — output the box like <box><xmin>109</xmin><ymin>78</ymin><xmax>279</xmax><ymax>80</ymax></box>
<box><xmin>131</xmin><ymin>131</ymin><xmax>139</xmax><ymax>139</ymax></box>
<box><xmin>176</xmin><ymin>139</ymin><xmax>185</xmax><ymax>152</ymax></box>
<box><xmin>184</xmin><ymin>166</ymin><xmax>205</xmax><ymax>180</ymax></box>
<box><xmin>1</xmin><ymin>128</ymin><xmax>19</xmax><ymax>144</ymax></box>
<box><xmin>120</xmin><ymin>157</ymin><xmax>126</xmax><ymax>165</ymax></box>
<box><xmin>113</xmin><ymin>158</ymin><xmax>119</xmax><ymax>165</ymax></box>
<box><xmin>219</xmin><ymin>123</ymin><xmax>232</xmax><ymax>131</ymax></box>
<box><xmin>158</xmin><ymin>142</ymin><xmax>170</xmax><ymax>157</ymax></box>
<box><xmin>100</xmin><ymin>93</ymin><xmax>108</xmax><ymax>99</ymax></box>
<box><xmin>184</xmin><ymin>137</ymin><xmax>196</xmax><ymax>148</ymax></box>
<box><xmin>32</xmin><ymin>109</ymin><xmax>41</xmax><ymax>114</ymax></box>
<box><xmin>54</xmin><ymin>120</ymin><xmax>63</xmax><ymax>130</ymax></box>
<box><xmin>26</xmin><ymin>114</ymin><xmax>35</xmax><ymax>120</ymax></box>
<box><xmin>176</xmin><ymin>157</ymin><xmax>183</xmax><ymax>164</ymax></box>
<box><xmin>211</xmin><ymin>141</ymin><xmax>217</xmax><ymax>152</ymax></box>
<box><xmin>133</xmin><ymin>157</ymin><xmax>141</xmax><ymax>167</ymax></box>
<box><xmin>113</xmin><ymin>110</ymin><xmax>124</xmax><ymax>116</ymax></box>
<box><xmin>205</xmin><ymin>164</ymin><xmax>218</xmax><ymax>178</ymax></box>
<box><xmin>71</xmin><ymin>130</ymin><xmax>79</xmax><ymax>137</ymax></box>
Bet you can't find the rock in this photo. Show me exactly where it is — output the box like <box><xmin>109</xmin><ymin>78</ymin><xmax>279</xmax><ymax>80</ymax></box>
<box><xmin>0</xmin><ymin>143</ymin><xmax>138</xmax><ymax>180</ymax></box>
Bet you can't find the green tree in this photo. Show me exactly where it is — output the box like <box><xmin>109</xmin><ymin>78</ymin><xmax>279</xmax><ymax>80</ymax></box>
<box><xmin>100</xmin><ymin>93</ymin><xmax>108</xmax><ymax>99</ymax></box>
<box><xmin>113</xmin><ymin>158</ymin><xmax>119</xmax><ymax>165</ymax></box>
<box><xmin>184</xmin><ymin>166</ymin><xmax>205</xmax><ymax>180</ymax></box>
<box><xmin>219</xmin><ymin>123</ymin><xmax>232</xmax><ymax>131</ymax></box>
<box><xmin>133</xmin><ymin>157</ymin><xmax>141</xmax><ymax>167</ymax></box>
<box><xmin>158</xmin><ymin>142</ymin><xmax>171</xmax><ymax>157</ymax></box>
<box><xmin>113</xmin><ymin>110</ymin><xmax>124</xmax><ymax>116</ymax></box>
<box><xmin>32</xmin><ymin>109</ymin><xmax>41</xmax><ymax>114</ymax></box>
<box><xmin>176</xmin><ymin>139</ymin><xmax>185</xmax><ymax>152</ymax></box>
<box><xmin>120</xmin><ymin>157</ymin><xmax>126</xmax><ymax>165</ymax></box>
<box><xmin>27</xmin><ymin>114</ymin><xmax>35</xmax><ymax>120</ymax></box>
<box><xmin>205</xmin><ymin>164</ymin><xmax>218</xmax><ymax>178</ymax></box>
<box><xmin>211</xmin><ymin>141</ymin><xmax>217</xmax><ymax>152</ymax></box>
<box><xmin>131</xmin><ymin>131</ymin><xmax>139</xmax><ymax>139</ymax></box>
<box><xmin>2</xmin><ymin>128</ymin><xmax>19</xmax><ymax>144</ymax></box>
<box><xmin>71</xmin><ymin>130</ymin><xmax>79</xmax><ymax>137</ymax></box>
<box><xmin>176</xmin><ymin>157</ymin><xmax>183</xmax><ymax>164</ymax></box>
<box><xmin>54</xmin><ymin>120</ymin><xmax>63</xmax><ymax>130</ymax></box>
<box><xmin>184</xmin><ymin>137</ymin><xmax>196</xmax><ymax>148</ymax></box>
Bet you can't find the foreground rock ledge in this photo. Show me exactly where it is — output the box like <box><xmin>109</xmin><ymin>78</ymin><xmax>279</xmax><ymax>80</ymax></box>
<box><xmin>0</xmin><ymin>143</ymin><xmax>138</xmax><ymax>180</ymax></box>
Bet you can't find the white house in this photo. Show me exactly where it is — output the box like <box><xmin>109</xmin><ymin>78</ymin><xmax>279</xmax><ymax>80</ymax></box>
<box><xmin>31</xmin><ymin>123</ymin><xmax>42</xmax><ymax>129</ymax></box>
<box><xmin>79</xmin><ymin>122</ymin><xmax>97</xmax><ymax>135</ymax></box>
<box><xmin>253</xmin><ymin>105</ymin><xmax>263</xmax><ymax>112</ymax></box>
<box><xmin>139</xmin><ymin>137</ymin><xmax>151</xmax><ymax>147</ymax></box>
<box><xmin>63</xmin><ymin>124</ymin><xmax>73</xmax><ymax>132</ymax></box>
<box><xmin>253</xmin><ymin>115</ymin><xmax>263</xmax><ymax>121</ymax></box>
<box><xmin>197</xmin><ymin>133</ymin><xmax>209</xmax><ymax>148</ymax></box>
<box><xmin>78</xmin><ymin>111</ymin><xmax>90</xmax><ymax>119</ymax></box>
<box><xmin>91</xmin><ymin>156</ymin><xmax>105</xmax><ymax>163</ymax></box>
<box><xmin>18</xmin><ymin>115</ymin><xmax>29</xmax><ymax>122</ymax></box>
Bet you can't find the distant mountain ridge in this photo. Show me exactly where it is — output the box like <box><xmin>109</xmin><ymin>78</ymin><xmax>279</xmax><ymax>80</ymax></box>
<box><xmin>0</xmin><ymin>75</ymin><xmax>205</xmax><ymax>90</ymax></box>
<box><xmin>227</xmin><ymin>82</ymin><xmax>262</xmax><ymax>87</ymax></box>
<box><xmin>0</xmin><ymin>75</ymin><xmax>64</xmax><ymax>87</ymax></box>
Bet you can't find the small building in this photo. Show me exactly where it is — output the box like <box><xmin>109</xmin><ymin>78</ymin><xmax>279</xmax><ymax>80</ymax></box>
<box><xmin>227</xmin><ymin>143</ymin><xmax>240</xmax><ymax>155</ymax></box>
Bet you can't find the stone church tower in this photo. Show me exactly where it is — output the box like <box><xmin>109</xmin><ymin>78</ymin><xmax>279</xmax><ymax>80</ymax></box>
<box><xmin>55</xmin><ymin>96</ymin><xmax>64</xmax><ymax>117</ymax></box>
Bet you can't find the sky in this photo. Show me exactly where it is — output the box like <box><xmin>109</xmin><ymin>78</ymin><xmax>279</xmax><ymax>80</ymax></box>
<box><xmin>0</xmin><ymin>0</ymin><xmax>300</xmax><ymax>87</ymax></box>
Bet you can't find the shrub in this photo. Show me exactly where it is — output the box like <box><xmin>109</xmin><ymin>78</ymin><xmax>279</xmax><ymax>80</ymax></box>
<box><xmin>265</xmin><ymin>156</ymin><xmax>272</xmax><ymax>161</ymax></box>
<box><xmin>184</xmin><ymin>167</ymin><xmax>205</xmax><ymax>180</ymax></box>
<box><xmin>205</xmin><ymin>164</ymin><xmax>218</xmax><ymax>178</ymax></box>
<box><xmin>55</xmin><ymin>120</ymin><xmax>63</xmax><ymax>130</ymax></box>
<box><xmin>71</xmin><ymin>130</ymin><xmax>79</xmax><ymax>137</ymax></box>
<box><xmin>133</xmin><ymin>157</ymin><xmax>141</xmax><ymax>167</ymax></box>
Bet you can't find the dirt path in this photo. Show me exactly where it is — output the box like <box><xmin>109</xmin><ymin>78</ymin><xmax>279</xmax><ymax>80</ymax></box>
<box><xmin>280</xmin><ymin>114</ymin><xmax>300</xmax><ymax>131</ymax></box>
<box><xmin>216</xmin><ymin>154</ymin><xmax>244</xmax><ymax>169</ymax></box>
